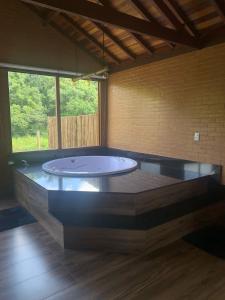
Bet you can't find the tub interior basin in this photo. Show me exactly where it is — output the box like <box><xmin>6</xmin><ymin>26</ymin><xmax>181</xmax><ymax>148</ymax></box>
<box><xmin>42</xmin><ymin>156</ymin><xmax>138</xmax><ymax>176</ymax></box>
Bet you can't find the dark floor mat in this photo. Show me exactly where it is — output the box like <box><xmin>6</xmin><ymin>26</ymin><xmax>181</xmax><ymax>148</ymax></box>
<box><xmin>0</xmin><ymin>206</ymin><xmax>36</xmax><ymax>232</ymax></box>
<box><xmin>184</xmin><ymin>226</ymin><xmax>225</xmax><ymax>259</ymax></box>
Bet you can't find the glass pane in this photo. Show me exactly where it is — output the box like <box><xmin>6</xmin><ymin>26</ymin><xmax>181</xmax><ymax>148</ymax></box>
<box><xmin>8</xmin><ymin>72</ymin><xmax>57</xmax><ymax>152</ymax></box>
<box><xmin>59</xmin><ymin>78</ymin><xmax>99</xmax><ymax>149</ymax></box>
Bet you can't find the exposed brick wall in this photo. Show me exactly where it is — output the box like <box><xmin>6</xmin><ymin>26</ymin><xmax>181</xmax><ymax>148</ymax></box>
<box><xmin>108</xmin><ymin>43</ymin><xmax>225</xmax><ymax>183</ymax></box>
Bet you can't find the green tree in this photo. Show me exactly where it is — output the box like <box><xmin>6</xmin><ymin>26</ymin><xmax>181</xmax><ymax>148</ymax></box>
<box><xmin>60</xmin><ymin>79</ymin><xmax>98</xmax><ymax>116</ymax></box>
<box><xmin>9</xmin><ymin>72</ymin><xmax>50</xmax><ymax>136</ymax></box>
<box><xmin>8</xmin><ymin>72</ymin><xmax>98</xmax><ymax>137</ymax></box>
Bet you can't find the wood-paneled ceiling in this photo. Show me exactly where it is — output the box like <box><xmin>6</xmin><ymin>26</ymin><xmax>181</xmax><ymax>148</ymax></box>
<box><xmin>22</xmin><ymin>0</ymin><xmax>225</xmax><ymax>72</ymax></box>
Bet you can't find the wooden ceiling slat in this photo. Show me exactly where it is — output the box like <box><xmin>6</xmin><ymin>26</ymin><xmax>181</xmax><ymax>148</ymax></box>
<box><xmin>196</xmin><ymin>15</ymin><xmax>222</xmax><ymax>30</ymax></box>
<box><xmin>62</xmin><ymin>14</ymin><xmax>121</xmax><ymax>64</ymax></box>
<box><xmin>152</xmin><ymin>0</ymin><xmax>185</xmax><ymax>30</ymax></box>
<box><xmin>194</xmin><ymin>11</ymin><xmax>219</xmax><ymax>25</ymax></box>
<box><xmin>76</xmin><ymin>17</ymin><xmax>136</xmax><ymax>59</ymax></box>
<box><xmin>21</xmin><ymin>0</ymin><xmax>225</xmax><ymax>70</ymax></box>
<box><xmin>91</xmin><ymin>22</ymin><xmax>136</xmax><ymax>60</ymax></box>
<box><xmin>165</xmin><ymin>0</ymin><xmax>200</xmax><ymax>37</ymax></box>
<box><xmin>21</xmin><ymin>0</ymin><xmax>199</xmax><ymax>47</ymax></box>
<box><xmin>131</xmin><ymin>34</ymin><xmax>154</xmax><ymax>54</ymax></box>
<box><xmin>98</xmin><ymin>0</ymin><xmax>154</xmax><ymax>55</ymax></box>
<box><xmin>130</xmin><ymin>0</ymin><xmax>175</xmax><ymax>48</ymax></box>
<box><xmin>187</xmin><ymin>5</ymin><xmax>216</xmax><ymax>22</ymax></box>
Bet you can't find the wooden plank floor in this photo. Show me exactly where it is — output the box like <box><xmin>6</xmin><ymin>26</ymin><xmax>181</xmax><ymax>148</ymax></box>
<box><xmin>0</xmin><ymin>221</ymin><xmax>225</xmax><ymax>300</ymax></box>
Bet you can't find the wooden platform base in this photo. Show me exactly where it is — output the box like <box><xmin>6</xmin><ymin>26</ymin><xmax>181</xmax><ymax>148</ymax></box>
<box><xmin>63</xmin><ymin>201</ymin><xmax>225</xmax><ymax>253</ymax></box>
<box><xmin>14</xmin><ymin>170</ymin><xmax>225</xmax><ymax>253</ymax></box>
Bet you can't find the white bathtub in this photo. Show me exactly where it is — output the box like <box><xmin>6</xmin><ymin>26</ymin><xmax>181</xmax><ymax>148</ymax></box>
<box><xmin>42</xmin><ymin>156</ymin><xmax>138</xmax><ymax>176</ymax></box>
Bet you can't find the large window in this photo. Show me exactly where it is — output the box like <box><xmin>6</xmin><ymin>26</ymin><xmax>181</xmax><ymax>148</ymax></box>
<box><xmin>9</xmin><ymin>72</ymin><xmax>57</xmax><ymax>152</ymax></box>
<box><xmin>8</xmin><ymin>71</ymin><xmax>99</xmax><ymax>152</ymax></box>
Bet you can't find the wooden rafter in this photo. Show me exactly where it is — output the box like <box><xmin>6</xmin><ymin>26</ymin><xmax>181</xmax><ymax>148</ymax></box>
<box><xmin>152</xmin><ymin>0</ymin><xmax>184</xmax><ymax>31</ymax></box>
<box><xmin>91</xmin><ymin>22</ymin><xmax>136</xmax><ymax>60</ymax></box>
<box><xmin>98</xmin><ymin>0</ymin><xmax>154</xmax><ymax>55</ymax></box>
<box><xmin>20</xmin><ymin>0</ymin><xmax>199</xmax><ymax>48</ymax></box>
<box><xmin>24</xmin><ymin>3</ymin><xmax>105</xmax><ymax>66</ymax></box>
<box><xmin>131</xmin><ymin>34</ymin><xmax>154</xmax><ymax>55</ymax></box>
<box><xmin>130</xmin><ymin>0</ymin><xmax>156</xmax><ymax>23</ymax></box>
<box><xmin>212</xmin><ymin>0</ymin><xmax>225</xmax><ymax>23</ymax></box>
<box><xmin>165</xmin><ymin>0</ymin><xmax>200</xmax><ymax>37</ymax></box>
<box><xmin>91</xmin><ymin>1</ymin><xmax>137</xmax><ymax>59</ymax></box>
<box><xmin>130</xmin><ymin>0</ymin><xmax>175</xmax><ymax>48</ymax></box>
<box><xmin>62</xmin><ymin>14</ymin><xmax>120</xmax><ymax>64</ymax></box>
<box><xmin>110</xmin><ymin>23</ymin><xmax>225</xmax><ymax>73</ymax></box>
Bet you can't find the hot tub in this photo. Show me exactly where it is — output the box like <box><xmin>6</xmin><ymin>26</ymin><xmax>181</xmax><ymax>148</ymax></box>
<box><xmin>42</xmin><ymin>155</ymin><xmax>138</xmax><ymax>176</ymax></box>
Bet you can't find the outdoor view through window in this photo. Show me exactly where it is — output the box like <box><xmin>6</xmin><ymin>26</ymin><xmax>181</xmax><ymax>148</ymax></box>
<box><xmin>8</xmin><ymin>72</ymin><xmax>99</xmax><ymax>152</ymax></box>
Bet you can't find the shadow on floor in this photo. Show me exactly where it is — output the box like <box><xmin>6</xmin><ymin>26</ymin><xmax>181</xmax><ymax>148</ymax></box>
<box><xmin>184</xmin><ymin>226</ymin><xmax>225</xmax><ymax>259</ymax></box>
<box><xmin>0</xmin><ymin>206</ymin><xmax>36</xmax><ymax>232</ymax></box>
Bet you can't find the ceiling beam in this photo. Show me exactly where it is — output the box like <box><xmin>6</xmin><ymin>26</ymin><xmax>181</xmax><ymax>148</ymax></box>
<box><xmin>152</xmin><ymin>0</ymin><xmax>184</xmax><ymax>31</ymax></box>
<box><xmin>24</xmin><ymin>4</ymin><xmax>105</xmax><ymax>66</ymax></box>
<box><xmin>62</xmin><ymin>14</ymin><xmax>120</xmax><ymax>65</ymax></box>
<box><xmin>94</xmin><ymin>1</ymin><xmax>137</xmax><ymax>59</ymax></box>
<box><xmin>212</xmin><ymin>0</ymin><xmax>225</xmax><ymax>23</ymax></box>
<box><xmin>130</xmin><ymin>0</ymin><xmax>156</xmax><ymax>23</ymax></box>
<box><xmin>130</xmin><ymin>0</ymin><xmax>175</xmax><ymax>48</ymax></box>
<box><xmin>111</xmin><ymin>23</ymin><xmax>225</xmax><ymax>73</ymax></box>
<box><xmin>165</xmin><ymin>0</ymin><xmax>200</xmax><ymax>37</ymax></box>
<box><xmin>99</xmin><ymin>0</ymin><xmax>154</xmax><ymax>55</ymax></box>
<box><xmin>20</xmin><ymin>0</ymin><xmax>199</xmax><ymax>48</ymax></box>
